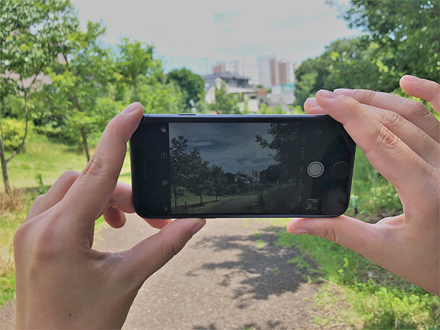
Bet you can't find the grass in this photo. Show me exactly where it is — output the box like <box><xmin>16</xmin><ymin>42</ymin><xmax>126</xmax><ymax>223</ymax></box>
<box><xmin>0</xmin><ymin>191</ymin><xmax>32</xmax><ymax>306</ymax></box>
<box><xmin>5</xmin><ymin>134</ymin><xmax>132</xmax><ymax>189</ymax></box>
<box><xmin>273</xmin><ymin>225</ymin><xmax>440</xmax><ymax>329</ymax></box>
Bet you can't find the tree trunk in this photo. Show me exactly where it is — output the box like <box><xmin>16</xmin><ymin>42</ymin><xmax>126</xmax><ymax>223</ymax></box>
<box><xmin>80</xmin><ymin>126</ymin><xmax>90</xmax><ymax>162</ymax></box>
<box><xmin>0</xmin><ymin>89</ymin><xmax>30</xmax><ymax>195</ymax></box>
<box><xmin>0</xmin><ymin>140</ymin><xmax>12</xmax><ymax>195</ymax></box>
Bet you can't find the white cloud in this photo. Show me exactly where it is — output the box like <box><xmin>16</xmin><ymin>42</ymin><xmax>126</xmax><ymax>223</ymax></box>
<box><xmin>71</xmin><ymin>0</ymin><xmax>360</xmax><ymax>74</ymax></box>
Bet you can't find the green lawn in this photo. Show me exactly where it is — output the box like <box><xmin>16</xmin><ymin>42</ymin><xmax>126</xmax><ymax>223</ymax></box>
<box><xmin>5</xmin><ymin>134</ymin><xmax>131</xmax><ymax>190</ymax></box>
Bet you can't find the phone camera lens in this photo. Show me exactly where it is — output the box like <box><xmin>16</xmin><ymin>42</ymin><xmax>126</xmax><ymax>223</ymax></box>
<box><xmin>332</xmin><ymin>161</ymin><xmax>349</xmax><ymax>178</ymax></box>
<box><xmin>160</xmin><ymin>152</ymin><xmax>168</xmax><ymax>159</ymax></box>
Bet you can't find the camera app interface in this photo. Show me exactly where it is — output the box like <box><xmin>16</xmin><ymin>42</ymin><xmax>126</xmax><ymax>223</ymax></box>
<box><xmin>162</xmin><ymin>120</ymin><xmax>350</xmax><ymax>216</ymax></box>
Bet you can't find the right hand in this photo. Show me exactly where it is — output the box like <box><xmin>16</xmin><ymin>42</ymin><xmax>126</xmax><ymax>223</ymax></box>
<box><xmin>287</xmin><ymin>75</ymin><xmax>440</xmax><ymax>295</ymax></box>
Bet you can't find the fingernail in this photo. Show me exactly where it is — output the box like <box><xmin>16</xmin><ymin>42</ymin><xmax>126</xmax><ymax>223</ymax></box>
<box><xmin>334</xmin><ymin>88</ymin><xmax>353</xmax><ymax>97</ymax></box>
<box><xmin>290</xmin><ymin>228</ymin><xmax>309</xmax><ymax>235</ymax></box>
<box><xmin>403</xmin><ymin>75</ymin><xmax>421</xmax><ymax>82</ymax></box>
<box><xmin>318</xmin><ymin>89</ymin><xmax>342</xmax><ymax>100</ymax></box>
<box><xmin>122</xmin><ymin>102</ymin><xmax>142</xmax><ymax>114</ymax></box>
<box><xmin>306</xmin><ymin>98</ymin><xmax>318</xmax><ymax>107</ymax></box>
<box><xmin>191</xmin><ymin>219</ymin><xmax>206</xmax><ymax>235</ymax></box>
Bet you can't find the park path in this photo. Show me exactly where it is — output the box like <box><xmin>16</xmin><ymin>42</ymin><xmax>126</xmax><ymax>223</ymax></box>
<box><xmin>209</xmin><ymin>195</ymin><xmax>258</xmax><ymax>214</ymax></box>
<box><xmin>97</xmin><ymin>216</ymin><xmax>322</xmax><ymax>330</ymax></box>
<box><xmin>0</xmin><ymin>215</ymin><xmax>351</xmax><ymax>329</ymax></box>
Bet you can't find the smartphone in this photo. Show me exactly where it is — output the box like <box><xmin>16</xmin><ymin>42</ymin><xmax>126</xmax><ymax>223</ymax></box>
<box><xmin>130</xmin><ymin>114</ymin><xmax>355</xmax><ymax>219</ymax></box>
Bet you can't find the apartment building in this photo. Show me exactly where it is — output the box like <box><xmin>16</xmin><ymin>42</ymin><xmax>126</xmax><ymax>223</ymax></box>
<box><xmin>257</xmin><ymin>54</ymin><xmax>295</xmax><ymax>88</ymax></box>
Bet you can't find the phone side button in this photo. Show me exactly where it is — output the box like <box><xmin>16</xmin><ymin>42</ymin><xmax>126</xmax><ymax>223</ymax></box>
<box><xmin>178</xmin><ymin>113</ymin><xmax>196</xmax><ymax>115</ymax></box>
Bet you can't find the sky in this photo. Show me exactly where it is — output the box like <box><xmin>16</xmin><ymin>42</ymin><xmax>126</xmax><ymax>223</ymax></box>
<box><xmin>71</xmin><ymin>0</ymin><xmax>360</xmax><ymax>75</ymax></box>
<box><xmin>169</xmin><ymin>122</ymin><xmax>276</xmax><ymax>173</ymax></box>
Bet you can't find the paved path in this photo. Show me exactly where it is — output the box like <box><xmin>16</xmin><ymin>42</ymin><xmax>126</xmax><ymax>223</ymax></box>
<box><xmin>0</xmin><ymin>215</ymin><xmax>349</xmax><ymax>329</ymax></box>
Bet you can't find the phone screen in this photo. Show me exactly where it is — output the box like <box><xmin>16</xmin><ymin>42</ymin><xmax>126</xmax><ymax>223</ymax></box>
<box><xmin>130</xmin><ymin>115</ymin><xmax>355</xmax><ymax>218</ymax></box>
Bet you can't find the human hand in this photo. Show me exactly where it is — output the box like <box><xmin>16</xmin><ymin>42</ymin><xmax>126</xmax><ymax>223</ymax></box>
<box><xmin>287</xmin><ymin>75</ymin><xmax>439</xmax><ymax>295</ymax></box>
<box><xmin>14</xmin><ymin>103</ymin><xmax>206</xmax><ymax>328</ymax></box>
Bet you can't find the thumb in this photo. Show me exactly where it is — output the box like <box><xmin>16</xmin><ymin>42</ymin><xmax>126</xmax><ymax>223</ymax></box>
<box><xmin>287</xmin><ymin>216</ymin><xmax>378</xmax><ymax>257</ymax></box>
<box><xmin>119</xmin><ymin>218</ymin><xmax>206</xmax><ymax>287</ymax></box>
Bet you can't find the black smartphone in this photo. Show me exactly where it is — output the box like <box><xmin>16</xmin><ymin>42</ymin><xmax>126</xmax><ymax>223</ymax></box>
<box><xmin>130</xmin><ymin>114</ymin><xmax>355</xmax><ymax>218</ymax></box>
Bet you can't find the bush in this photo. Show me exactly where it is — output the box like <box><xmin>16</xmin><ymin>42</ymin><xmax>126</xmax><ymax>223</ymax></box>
<box><xmin>1</xmin><ymin>118</ymin><xmax>33</xmax><ymax>152</ymax></box>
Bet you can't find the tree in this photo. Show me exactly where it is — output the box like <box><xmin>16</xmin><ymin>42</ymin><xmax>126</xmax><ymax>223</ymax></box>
<box><xmin>186</xmin><ymin>148</ymin><xmax>211</xmax><ymax>204</ymax></box>
<box><xmin>208</xmin><ymin>81</ymin><xmax>240</xmax><ymax>114</ymax></box>
<box><xmin>210</xmin><ymin>164</ymin><xmax>226</xmax><ymax>201</ymax></box>
<box><xmin>0</xmin><ymin>0</ymin><xmax>78</xmax><ymax>194</ymax></box>
<box><xmin>255</xmin><ymin>122</ymin><xmax>301</xmax><ymax>182</ymax></box>
<box><xmin>46</xmin><ymin>21</ymin><xmax>118</xmax><ymax>161</ymax></box>
<box><xmin>341</xmin><ymin>0</ymin><xmax>440</xmax><ymax>86</ymax></box>
<box><xmin>294</xmin><ymin>38</ymin><xmax>383</xmax><ymax>107</ymax></box>
<box><xmin>167</xmin><ymin>68</ymin><xmax>205</xmax><ymax>111</ymax></box>
<box><xmin>170</xmin><ymin>135</ymin><xmax>191</xmax><ymax>208</ymax></box>
<box><xmin>115</xmin><ymin>38</ymin><xmax>163</xmax><ymax>102</ymax></box>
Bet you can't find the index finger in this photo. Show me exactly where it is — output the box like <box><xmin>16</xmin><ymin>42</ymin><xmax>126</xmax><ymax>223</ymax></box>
<box><xmin>315</xmin><ymin>90</ymin><xmax>433</xmax><ymax>207</ymax></box>
<box><xmin>400</xmin><ymin>75</ymin><xmax>440</xmax><ymax>114</ymax></box>
<box><xmin>60</xmin><ymin>103</ymin><xmax>144</xmax><ymax>227</ymax></box>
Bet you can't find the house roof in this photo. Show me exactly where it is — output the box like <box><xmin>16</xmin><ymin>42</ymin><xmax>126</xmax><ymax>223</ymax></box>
<box><xmin>202</xmin><ymin>72</ymin><xmax>249</xmax><ymax>81</ymax></box>
<box><xmin>203</xmin><ymin>72</ymin><xmax>250</xmax><ymax>91</ymax></box>
<box><xmin>227</xmin><ymin>86</ymin><xmax>258</xmax><ymax>94</ymax></box>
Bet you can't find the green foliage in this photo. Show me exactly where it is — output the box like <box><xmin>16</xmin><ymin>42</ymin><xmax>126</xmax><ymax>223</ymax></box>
<box><xmin>0</xmin><ymin>0</ymin><xmax>79</xmax><ymax>96</ymax></box>
<box><xmin>350</xmin><ymin>149</ymin><xmax>403</xmax><ymax>221</ymax></box>
<box><xmin>275</xmin><ymin>230</ymin><xmax>440</xmax><ymax>328</ymax></box>
<box><xmin>167</xmin><ymin>67</ymin><xmax>205</xmax><ymax>111</ymax></box>
<box><xmin>294</xmin><ymin>38</ymin><xmax>383</xmax><ymax>107</ymax></box>
<box><xmin>343</xmin><ymin>0</ymin><xmax>440</xmax><ymax>84</ymax></box>
<box><xmin>208</xmin><ymin>82</ymin><xmax>240</xmax><ymax>114</ymax></box>
<box><xmin>116</xmin><ymin>38</ymin><xmax>164</xmax><ymax>101</ymax></box>
<box><xmin>35</xmin><ymin>173</ymin><xmax>48</xmax><ymax>194</ymax></box>
<box><xmin>295</xmin><ymin>0</ymin><xmax>440</xmax><ymax>108</ymax></box>
<box><xmin>133</xmin><ymin>79</ymin><xmax>185</xmax><ymax>114</ymax></box>
<box><xmin>0</xmin><ymin>118</ymin><xmax>33</xmax><ymax>152</ymax></box>
<box><xmin>258</xmin><ymin>103</ymin><xmax>284</xmax><ymax>114</ymax></box>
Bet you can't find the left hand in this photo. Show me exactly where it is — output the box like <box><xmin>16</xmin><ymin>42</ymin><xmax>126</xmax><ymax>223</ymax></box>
<box><xmin>14</xmin><ymin>103</ymin><xmax>206</xmax><ymax>328</ymax></box>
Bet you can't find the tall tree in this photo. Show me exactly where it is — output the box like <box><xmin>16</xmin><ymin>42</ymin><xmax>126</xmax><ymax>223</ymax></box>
<box><xmin>342</xmin><ymin>0</ymin><xmax>439</xmax><ymax>85</ymax></box>
<box><xmin>170</xmin><ymin>135</ymin><xmax>191</xmax><ymax>208</ymax></box>
<box><xmin>46</xmin><ymin>21</ymin><xmax>119</xmax><ymax>161</ymax></box>
<box><xmin>0</xmin><ymin>0</ymin><xmax>78</xmax><ymax>194</ymax></box>
<box><xmin>115</xmin><ymin>38</ymin><xmax>163</xmax><ymax>102</ymax></box>
<box><xmin>186</xmin><ymin>148</ymin><xmax>211</xmax><ymax>204</ymax></box>
<box><xmin>294</xmin><ymin>38</ymin><xmax>382</xmax><ymax>107</ymax></box>
<box><xmin>166</xmin><ymin>68</ymin><xmax>205</xmax><ymax>111</ymax></box>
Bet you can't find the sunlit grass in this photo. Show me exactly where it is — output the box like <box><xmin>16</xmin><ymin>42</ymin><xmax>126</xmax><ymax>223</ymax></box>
<box><xmin>4</xmin><ymin>134</ymin><xmax>131</xmax><ymax>189</ymax></box>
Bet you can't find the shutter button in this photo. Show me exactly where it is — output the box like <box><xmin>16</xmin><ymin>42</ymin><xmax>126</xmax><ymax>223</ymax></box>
<box><xmin>307</xmin><ymin>161</ymin><xmax>324</xmax><ymax>178</ymax></box>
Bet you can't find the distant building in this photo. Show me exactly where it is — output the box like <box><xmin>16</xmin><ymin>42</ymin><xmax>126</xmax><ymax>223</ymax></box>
<box><xmin>202</xmin><ymin>72</ymin><xmax>260</xmax><ymax>114</ymax></box>
<box><xmin>236</xmin><ymin>170</ymin><xmax>260</xmax><ymax>183</ymax></box>
<box><xmin>257</xmin><ymin>54</ymin><xmax>295</xmax><ymax>88</ymax></box>
<box><xmin>212</xmin><ymin>60</ymin><xmax>261</xmax><ymax>86</ymax></box>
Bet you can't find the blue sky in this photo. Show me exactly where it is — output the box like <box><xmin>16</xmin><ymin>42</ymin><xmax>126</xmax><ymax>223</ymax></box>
<box><xmin>71</xmin><ymin>0</ymin><xmax>360</xmax><ymax>75</ymax></box>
